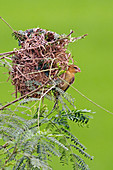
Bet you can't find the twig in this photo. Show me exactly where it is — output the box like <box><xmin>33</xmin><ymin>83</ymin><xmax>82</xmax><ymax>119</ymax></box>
<box><xmin>48</xmin><ymin>32</ymin><xmax>73</xmax><ymax>45</ymax></box>
<box><xmin>0</xmin><ymin>51</ymin><xmax>15</xmax><ymax>56</ymax></box>
<box><xmin>16</xmin><ymin>67</ymin><xmax>28</xmax><ymax>80</ymax></box>
<box><xmin>26</xmin><ymin>68</ymin><xmax>58</xmax><ymax>75</ymax></box>
<box><xmin>38</xmin><ymin>85</ymin><xmax>56</xmax><ymax>128</ymax></box>
<box><xmin>67</xmin><ymin>30</ymin><xmax>74</xmax><ymax>37</ymax></box>
<box><xmin>38</xmin><ymin>97</ymin><xmax>42</xmax><ymax>129</ymax></box>
<box><xmin>59</xmin><ymin>77</ymin><xmax>113</xmax><ymax>115</ymax></box>
<box><xmin>49</xmin><ymin>58</ymin><xmax>56</xmax><ymax>80</ymax></box>
<box><xmin>0</xmin><ymin>79</ymin><xmax>52</xmax><ymax>110</ymax></box>
<box><xmin>0</xmin><ymin>142</ymin><xmax>9</xmax><ymax>150</ymax></box>
<box><xmin>71</xmin><ymin>34</ymin><xmax>88</xmax><ymax>41</ymax></box>
<box><xmin>45</xmin><ymin>101</ymin><xmax>58</xmax><ymax>119</ymax></box>
<box><xmin>4</xmin><ymin>143</ymin><xmax>17</xmax><ymax>167</ymax></box>
<box><xmin>0</xmin><ymin>46</ymin><xmax>41</xmax><ymax>57</ymax></box>
<box><xmin>0</xmin><ymin>56</ymin><xmax>12</xmax><ymax>60</ymax></box>
<box><xmin>4</xmin><ymin>59</ymin><xmax>13</xmax><ymax>70</ymax></box>
<box><xmin>0</xmin><ymin>44</ymin><xmax>54</xmax><ymax>57</ymax></box>
<box><xmin>40</xmin><ymin>85</ymin><xmax>55</xmax><ymax>99</ymax></box>
<box><xmin>49</xmin><ymin>31</ymin><xmax>87</xmax><ymax>45</ymax></box>
<box><xmin>0</xmin><ymin>16</ymin><xmax>14</xmax><ymax>32</ymax></box>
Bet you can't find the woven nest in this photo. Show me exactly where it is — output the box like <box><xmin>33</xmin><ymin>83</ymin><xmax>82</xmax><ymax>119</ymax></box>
<box><xmin>10</xmin><ymin>28</ymin><xmax>85</xmax><ymax>98</ymax></box>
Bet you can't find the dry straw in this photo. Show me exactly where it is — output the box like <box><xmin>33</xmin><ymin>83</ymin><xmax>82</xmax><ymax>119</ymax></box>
<box><xmin>0</xmin><ymin>17</ymin><xmax>87</xmax><ymax>99</ymax></box>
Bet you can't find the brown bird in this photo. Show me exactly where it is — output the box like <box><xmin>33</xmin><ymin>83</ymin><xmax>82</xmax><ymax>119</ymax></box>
<box><xmin>50</xmin><ymin>65</ymin><xmax>81</xmax><ymax>113</ymax></box>
<box><xmin>60</xmin><ymin>64</ymin><xmax>81</xmax><ymax>92</ymax></box>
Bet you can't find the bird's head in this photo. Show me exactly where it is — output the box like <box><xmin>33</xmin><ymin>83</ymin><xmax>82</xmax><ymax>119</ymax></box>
<box><xmin>68</xmin><ymin>64</ymin><xmax>81</xmax><ymax>73</ymax></box>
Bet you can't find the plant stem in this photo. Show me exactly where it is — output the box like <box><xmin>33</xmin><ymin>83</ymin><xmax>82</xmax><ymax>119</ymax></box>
<box><xmin>59</xmin><ymin>77</ymin><xmax>113</xmax><ymax>115</ymax></box>
<box><xmin>0</xmin><ymin>16</ymin><xmax>15</xmax><ymax>32</ymax></box>
<box><xmin>4</xmin><ymin>143</ymin><xmax>17</xmax><ymax>167</ymax></box>
<box><xmin>0</xmin><ymin>79</ymin><xmax>51</xmax><ymax>110</ymax></box>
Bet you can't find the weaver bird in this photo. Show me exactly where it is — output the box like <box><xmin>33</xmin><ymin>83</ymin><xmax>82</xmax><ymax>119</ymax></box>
<box><xmin>60</xmin><ymin>64</ymin><xmax>81</xmax><ymax>92</ymax></box>
<box><xmin>50</xmin><ymin>65</ymin><xmax>81</xmax><ymax>113</ymax></box>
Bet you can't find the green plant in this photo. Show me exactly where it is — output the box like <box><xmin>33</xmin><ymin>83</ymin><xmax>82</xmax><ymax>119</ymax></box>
<box><xmin>0</xmin><ymin>95</ymin><xmax>93</xmax><ymax>170</ymax></box>
<box><xmin>0</xmin><ymin>17</ymin><xmax>93</xmax><ymax>169</ymax></box>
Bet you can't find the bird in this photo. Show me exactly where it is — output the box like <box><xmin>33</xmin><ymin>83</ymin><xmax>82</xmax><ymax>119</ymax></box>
<box><xmin>60</xmin><ymin>64</ymin><xmax>81</xmax><ymax>92</ymax></box>
<box><xmin>50</xmin><ymin>64</ymin><xmax>81</xmax><ymax>113</ymax></box>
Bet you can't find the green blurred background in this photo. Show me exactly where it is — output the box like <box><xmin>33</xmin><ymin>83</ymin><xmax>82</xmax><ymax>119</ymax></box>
<box><xmin>0</xmin><ymin>0</ymin><xmax>113</xmax><ymax>169</ymax></box>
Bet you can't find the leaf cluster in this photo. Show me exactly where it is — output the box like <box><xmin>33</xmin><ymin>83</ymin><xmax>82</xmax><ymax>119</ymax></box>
<box><xmin>0</xmin><ymin>95</ymin><xmax>94</xmax><ymax>170</ymax></box>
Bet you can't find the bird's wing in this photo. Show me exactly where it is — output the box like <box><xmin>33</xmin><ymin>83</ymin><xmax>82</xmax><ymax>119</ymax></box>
<box><xmin>64</xmin><ymin>77</ymin><xmax>75</xmax><ymax>92</ymax></box>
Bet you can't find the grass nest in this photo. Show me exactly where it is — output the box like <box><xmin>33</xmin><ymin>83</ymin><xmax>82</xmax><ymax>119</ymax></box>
<box><xmin>9</xmin><ymin>28</ymin><xmax>87</xmax><ymax>98</ymax></box>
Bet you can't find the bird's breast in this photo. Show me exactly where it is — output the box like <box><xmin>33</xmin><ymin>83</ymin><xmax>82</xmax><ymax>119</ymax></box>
<box><xmin>60</xmin><ymin>72</ymin><xmax>75</xmax><ymax>92</ymax></box>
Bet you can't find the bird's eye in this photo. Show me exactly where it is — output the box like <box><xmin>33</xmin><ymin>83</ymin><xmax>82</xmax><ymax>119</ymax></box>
<box><xmin>74</xmin><ymin>66</ymin><xmax>77</xmax><ymax>69</ymax></box>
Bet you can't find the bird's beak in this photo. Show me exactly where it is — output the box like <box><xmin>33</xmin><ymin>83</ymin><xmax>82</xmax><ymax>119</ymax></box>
<box><xmin>77</xmin><ymin>67</ymin><xmax>81</xmax><ymax>72</ymax></box>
